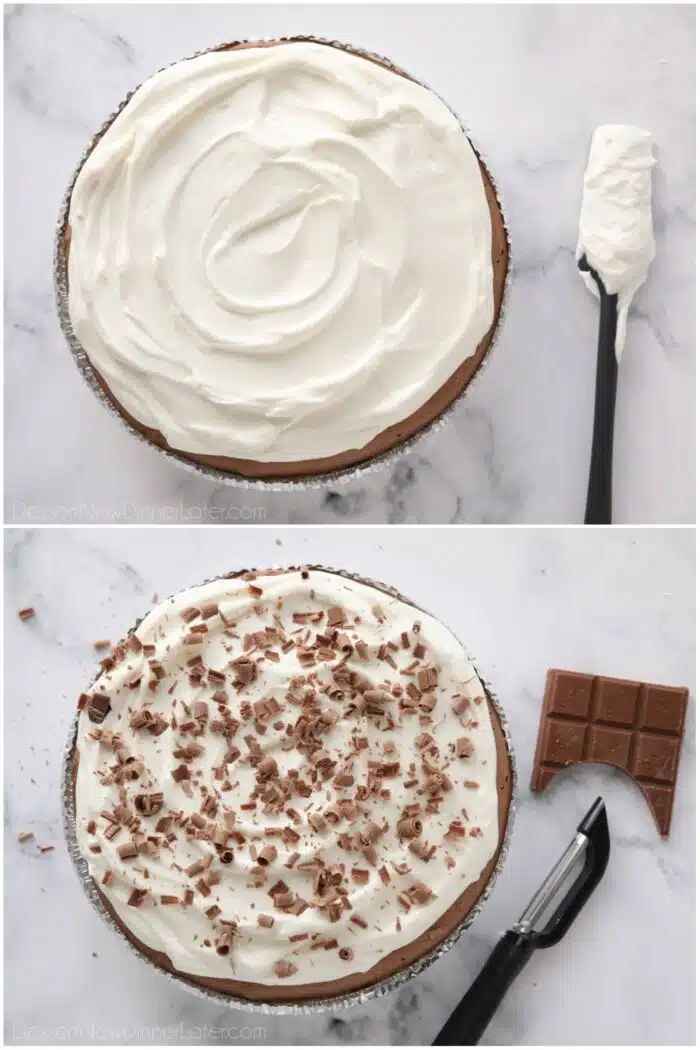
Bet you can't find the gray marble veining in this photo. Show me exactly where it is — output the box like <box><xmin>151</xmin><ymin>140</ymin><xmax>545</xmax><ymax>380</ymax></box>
<box><xmin>3</xmin><ymin>527</ymin><xmax>695</xmax><ymax>1044</ymax></box>
<box><xmin>3</xmin><ymin>4</ymin><xmax>696</xmax><ymax>524</ymax></box>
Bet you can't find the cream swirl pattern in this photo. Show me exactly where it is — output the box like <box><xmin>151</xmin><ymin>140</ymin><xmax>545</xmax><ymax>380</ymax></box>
<box><xmin>74</xmin><ymin>569</ymin><xmax>501</xmax><ymax>988</ymax></box>
<box><xmin>66</xmin><ymin>42</ymin><xmax>495</xmax><ymax>462</ymax></box>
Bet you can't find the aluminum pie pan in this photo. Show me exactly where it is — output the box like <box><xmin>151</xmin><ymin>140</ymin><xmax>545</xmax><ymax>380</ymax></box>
<box><xmin>54</xmin><ymin>35</ymin><xmax>512</xmax><ymax>493</ymax></box>
<box><xmin>61</xmin><ymin>564</ymin><xmax>517</xmax><ymax>1014</ymax></box>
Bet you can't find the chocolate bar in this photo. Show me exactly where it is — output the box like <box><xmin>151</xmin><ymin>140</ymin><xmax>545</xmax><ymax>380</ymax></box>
<box><xmin>531</xmin><ymin>669</ymin><xmax>688</xmax><ymax>837</ymax></box>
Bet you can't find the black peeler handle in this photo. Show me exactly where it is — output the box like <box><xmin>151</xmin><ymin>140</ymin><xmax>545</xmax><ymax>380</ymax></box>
<box><xmin>433</xmin><ymin>931</ymin><xmax>535</xmax><ymax>1045</ymax></box>
<box><xmin>433</xmin><ymin>799</ymin><xmax>610</xmax><ymax>1046</ymax></box>
<box><xmin>579</xmin><ymin>257</ymin><xmax>619</xmax><ymax>525</ymax></box>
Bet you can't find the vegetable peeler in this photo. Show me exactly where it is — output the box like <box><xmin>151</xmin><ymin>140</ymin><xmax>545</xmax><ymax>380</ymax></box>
<box><xmin>434</xmin><ymin>797</ymin><xmax>610</xmax><ymax>1045</ymax></box>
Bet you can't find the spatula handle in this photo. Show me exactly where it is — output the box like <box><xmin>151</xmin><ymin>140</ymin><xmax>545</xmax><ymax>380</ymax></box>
<box><xmin>584</xmin><ymin>291</ymin><xmax>619</xmax><ymax>524</ymax></box>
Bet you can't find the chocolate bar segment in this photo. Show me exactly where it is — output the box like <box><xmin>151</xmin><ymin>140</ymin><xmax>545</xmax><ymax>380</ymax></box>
<box><xmin>531</xmin><ymin>669</ymin><xmax>688</xmax><ymax>837</ymax></box>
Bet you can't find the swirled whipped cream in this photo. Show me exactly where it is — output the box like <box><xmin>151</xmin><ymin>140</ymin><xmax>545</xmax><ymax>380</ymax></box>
<box><xmin>66</xmin><ymin>42</ymin><xmax>495</xmax><ymax>462</ymax></box>
<box><xmin>577</xmin><ymin>125</ymin><xmax>656</xmax><ymax>360</ymax></box>
<box><xmin>74</xmin><ymin>568</ymin><xmax>502</xmax><ymax>988</ymax></box>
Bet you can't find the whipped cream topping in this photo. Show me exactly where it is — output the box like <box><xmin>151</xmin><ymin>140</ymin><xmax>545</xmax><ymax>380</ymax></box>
<box><xmin>74</xmin><ymin>569</ymin><xmax>502</xmax><ymax>988</ymax></box>
<box><xmin>577</xmin><ymin>125</ymin><xmax>656</xmax><ymax>360</ymax></box>
<box><xmin>66</xmin><ymin>42</ymin><xmax>495</xmax><ymax>462</ymax></box>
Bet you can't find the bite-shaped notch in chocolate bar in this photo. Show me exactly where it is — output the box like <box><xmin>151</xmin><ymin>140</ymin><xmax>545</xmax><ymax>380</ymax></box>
<box><xmin>531</xmin><ymin>669</ymin><xmax>688</xmax><ymax>837</ymax></box>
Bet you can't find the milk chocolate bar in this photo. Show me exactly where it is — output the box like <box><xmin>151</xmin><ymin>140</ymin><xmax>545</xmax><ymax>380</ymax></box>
<box><xmin>531</xmin><ymin>669</ymin><xmax>688</xmax><ymax>837</ymax></box>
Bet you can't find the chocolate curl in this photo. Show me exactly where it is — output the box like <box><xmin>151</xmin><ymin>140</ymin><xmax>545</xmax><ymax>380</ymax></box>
<box><xmin>212</xmin><ymin>824</ymin><xmax>230</xmax><ymax>848</ymax></box>
<box><xmin>408</xmin><ymin>881</ymin><xmax>435</xmax><ymax>904</ymax></box>
<box><xmin>455</xmin><ymin>734</ymin><xmax>476</xmax><ymax>760</ymax></box>
<box><xmin>134</xmin><ymin>792</ymin><xmax>164</xmax><ymax>816</ymax></box>
<box><xmin>130</xmin><ymin>708</ymin><xmax>154</xmax><ymax>730</ymax></box>
<box><xmin>257</xmin><ymin>844</ymin><xmax>278</xmax><ymax>866</ymax></box>
<box><xmin>326</xmin><ymin>899</ymin><xmax>343</xmax><ymax>923</ymax></box>
<box><xmin>127</xmin><ymin>888</ymin><xmax>148</xmax><ymax>907</ymax></box>
<box><xmin>185</xmin><ymin>858</ymin><xmax>207</xmax><ymax>877</ymax></box>
<box><xmin>273</xmin><ymin>960</ymin><xmax>298</xmax><ymax>978</ymax></box>
<box><xmin>397</xmin><ymin>817</ymin><xmax>422</xmax><ymax>839</ymax></box>
<box><xmin>333</xmin><ymin>770</ymin><xmax>355</xmax><ymax>788</ymax></box>
<box><xmin>308</xmin><ymin>812</ymin><xmax>328</xmax><ymax>834</ymax></box>
<box><xmin>215</xmin><ymin>931</ymin><xmax>234</xmax><ymax>956</ymax></box>
<box><xmin>408</xmin><ymin>839</ymin><xmax>435</xmax><ymax>862</ymax></box>
<box><xmin>362</xmin><ymin>845</ymin><xmax>378</xmax><ymax>867</ymax></box>
<box><xmin>425</xmin><ymin>773</ymin><xmax>444</xmax><ymax>794</ymax></box>
<box><xmin>364</xmin><ymin>821</ymin><xmax>384</xmax><ymax>843</ymax></box>
<box><xmin>256</xmin><ymin>756</ymin><xmax>278</xmax><ymax>780</ymax></box>
<box><xmin>87</xmin><ymin>695</ymin><xmax>111</xmax><ymax>724</ymax></box>
<box><xmin>364</xmin><ymin>689</ymin><xmax>391</xmax><ymax>704</ymax></box>
<box><xmin>417</xmin><ymin>666</ymin><xmax>438</xmax><ymax>690</ymax></box>
<box><xmin>452</xmin><ymin>694</ymin><xmax>470</xmax><ymax>716</ymax></box>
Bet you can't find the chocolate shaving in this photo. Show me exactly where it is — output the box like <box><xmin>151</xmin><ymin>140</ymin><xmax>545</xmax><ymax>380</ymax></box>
<box><xmin>273</xmin><ymin>890</ymin><xmax>295</xmax><ymax>909</ymax></box>
<box><xmin>87</xmin><ymin>695</ymin><xmax>111</xmax><ymax>724</ymax></box>
<box><xmin>326</xmin><ymin>605</ymin><xmax>345</xmax><ymax>627</ymax></box>
<box><xmin>257</xmin><ymin>844</ymin><xmax>278</xmax><ymax>866</ymax></box>
<box><xmin>397</xmin><ymin>817</ymin><xmax>422</xmax><ymax>839</ymax></box>
<box><xmin>452</xmin><ymin>694</ymin><xmax>470</xmax><ymax>716</ymax></box>
<box><xmin>408</xmin><ymin>881</ymin><xmax>435</xmax><ymax>904</ymax></box>
<box><xmin>273</xmin><ymin>960</ymin><xmax>298</xmax><ymax>978</ymax></box>
<box><xmin>215</xmin><ymin>932</ymin><xmax>233</xmax><ymax>956</ymax></box>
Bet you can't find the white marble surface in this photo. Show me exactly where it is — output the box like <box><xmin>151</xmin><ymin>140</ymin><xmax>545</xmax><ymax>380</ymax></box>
<box><xmin>4</xmin><ymin>526</ymin><xmax>695</xmax><ymax>1045</ymax></box>
<box><xmin>3</xmin><ymin>3</ymin><xmax>696</xmax><ymax>525</ymax></box>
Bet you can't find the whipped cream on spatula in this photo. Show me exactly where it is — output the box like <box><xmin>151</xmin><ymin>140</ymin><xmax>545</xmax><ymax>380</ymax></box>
<box><xmin>577</xmin><ymin>125</ymin><xmax>656</xmax><ymax>360</ymax></box>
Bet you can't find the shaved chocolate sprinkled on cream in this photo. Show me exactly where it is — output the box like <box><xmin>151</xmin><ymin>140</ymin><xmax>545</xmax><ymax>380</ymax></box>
<box><xmin>73</xmin><ymin>566</ymin><xmax>503</xmax><ymax>990</ymax></box>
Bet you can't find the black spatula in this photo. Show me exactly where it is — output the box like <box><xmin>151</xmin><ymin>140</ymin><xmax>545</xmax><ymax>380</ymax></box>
<box><xmin>578</xmin><ymin>256</ymin><xmax>619</xmax><ymax>524</ymax></box>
